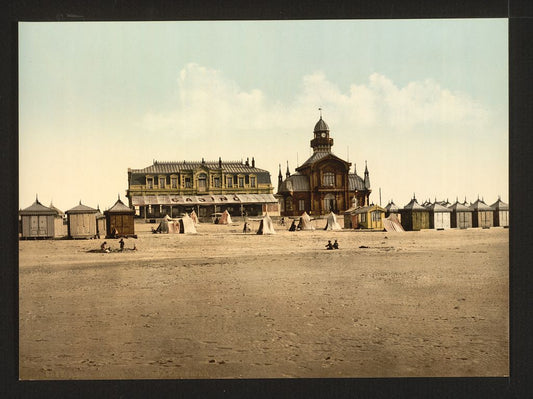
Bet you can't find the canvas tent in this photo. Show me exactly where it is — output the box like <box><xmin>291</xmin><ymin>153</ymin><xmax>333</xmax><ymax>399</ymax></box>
<box><xmin>384</xmin><ymin>200</ymin><xmax>402</xmax><ymax>223</ymax></box>
<box><xmin>190</xmin><ymin>210</ymin><xmax>200</xmax><ymax>225</ymax></box>
<box><xmin>257</xmin><ymin>213</ymin><xmax>276</xmax><ymax>235</ymax></box>
<box><xmin>324</xmin><ymin>212</ymin><xmax>342</xmax><ymax>230</ymax></box>
<box><xmin>66</xmin><ymin>201</ymin><xmax>98</xmax><ymax>239</ymax></box>
<box><xmin>399</xmin><ymin>197</ymin><xmax>430</xmax><ymax>231</ymax></box>
<box><xmin>218</xmin><ymin>210</ymin><xmax>232</xmax><ymax>225</ymax></box>
<box><xmin>470</xmin><ymin>199</ymin><xmax>494</xmax><ymax>228</ymax></box>
<box><xmin>154</xmin><ymin>215</ymin><xmax>180</xmax><ymax>234</ymax></box>
<box><xmin>426</xmin><ymin>202</ymin><xmax>452</xmax><ymax>229</ymax></box>
<box><xmin>490</xmin><ymin>197</ymin><xmax>509</xmax><ymax>227</ymax></box>
<box><xmin>297</xmin><ymin>212</ymin><xmax>315</xmax><ymax>230</ymax></box>
<box><xmin>383</xmin><ymin>214</ymin><xmax>405</xmax><ymax>232</ymax></box>
<box><xmin>19</xmin><ymin>197</ymin><xmax>57</xmax><ymax>239</ymax></box>
<box><xmin>449</xmin><ymin>201</ymin><xmax>473</xmax><ymax>229</ymax></box>
<box><xmin>179</xmin><ymin>214</ymin><xmax>197</xmax><ymax>234</ymax></box>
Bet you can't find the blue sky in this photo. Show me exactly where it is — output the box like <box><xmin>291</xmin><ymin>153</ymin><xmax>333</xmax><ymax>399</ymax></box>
<box><xmin>19</xmin><ymin>19</ymin><xmax>508</xmax><ymax>211</ymax></box>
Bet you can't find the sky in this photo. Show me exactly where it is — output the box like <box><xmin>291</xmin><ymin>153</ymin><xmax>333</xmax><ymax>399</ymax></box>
<box><xmin>19</xmin><ymin>19</ymin><xmax>508</xmax><ymax>212</ymax></box>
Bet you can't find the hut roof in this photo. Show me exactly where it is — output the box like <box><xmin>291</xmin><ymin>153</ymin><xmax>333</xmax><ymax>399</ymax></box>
<box><xmin>353</xmin><ymin>205</ymin><xmax>386</xmax><ymax>214</ymax></box>
<box><xmin>469</xmin><ymin>199</ymin><xmax>494</xmax><ymax>211</ymax></box>
<box><xmin>425</xmin><ymin>203</ymin><xmax>452</xmax><ymax>212</ymax></box>
<box><xmin>48</xmin><ymin>202</ymin><xmax>64</xmax><ymax>216</ymax></box>
<box><xmin>106</xmin><ymin>198</ymin><xmax>134</xmax><ymax>214</ymax></box>
<box><xmin>19</xmin><ymin>199</ymin><xmax>56</xmax><ymax>215</ymax></box>
<box><xmin>66</xmin><ymin>202</ymin><xmax>98</xmax><ymax>214</ymax></box>
<box><xmin>402</xmin><ymin>198</ymin><xmax>427</xmax><ymax>211</ymax></box>
<box><xmin>385</xmin><ymin>201</ymin><xmax>400</xmax><ymax>212</ymax></box>
<box><xmin>490</xmin><ymin>198</ymin><xmax>509</xmax><ymax>210</ymax></box>
<box><xmin>448</xmin><ymin>201</ymin><xmax>472</xmax><ymax>212</ymax></box>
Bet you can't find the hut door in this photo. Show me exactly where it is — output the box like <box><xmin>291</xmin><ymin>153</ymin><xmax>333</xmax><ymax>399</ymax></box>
<box><xmin>38</xmin><ymin>216</ymin><xmax>47</xmax><ymax>236</ymax></box>
<box><xmin>30</xmin><ymin>216</ymin><xmax>39</xmax><ymax>236</ymax></box>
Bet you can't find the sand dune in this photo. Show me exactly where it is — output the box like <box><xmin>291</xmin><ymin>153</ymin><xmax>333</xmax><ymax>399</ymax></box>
<box><xmin>19</xmin><ymin>221</ymin><xmax>509</xmax><ymax>379</ymax></box>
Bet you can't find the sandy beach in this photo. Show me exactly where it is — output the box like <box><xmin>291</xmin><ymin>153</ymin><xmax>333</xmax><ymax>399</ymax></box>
<box><xmin>19</xmin><ymin>220</ymin><xmax>509</xmax><ymax>379</ymax></box>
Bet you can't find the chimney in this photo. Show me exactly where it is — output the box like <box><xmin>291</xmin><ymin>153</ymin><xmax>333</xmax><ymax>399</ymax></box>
<box><xmin>251</xmin><ymin>157</ymin><xmax>255</xmax><ymax>168</ymax></box>
<box><xmin>245</xmin><ymin>157</ymin><xmax>249</xmax><ymax>166</ymax></box>
<box><xmin>218</xmin><ymin>157</ymin><xmax>222</xmax><ymax>168</ymax></box>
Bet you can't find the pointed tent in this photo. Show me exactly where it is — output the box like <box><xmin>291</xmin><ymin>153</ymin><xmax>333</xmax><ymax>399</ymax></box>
<box><xmin>383</xmin><ymin>214</ymin><xmax>405</xmax><ymax>232</ymax></box>
<box><xmin>324</xmin><ymin>212</ymin><xmax>342</xmax><ymax>230</ymax></box>
<box><xmin>298</xmin><ymin>212</ymin><xmax>315</xmax><ymax>230</ymax></box>
<box><xmin>19</xmin><ymin>198</ymin><xmax>57</xmax><ymax>238</ymax></box>
<box><xmin>257</xmin><ymin>213</ymin><xmax>276</xmax><ymax>235</ymax></box>
<box><xmin>179</xmin><ymin>214</ymin><xmax>197</xmax><ymax>234</ymax></box>
<box><xmin>219</xmin><ymin>209</ymin><xmax>232</xmax><ymax>225</ymax></box>
<box><xmin>490</xmin><ymin>197</ymin><xmax>509</xmax><ymax>227</ymax></box>
<box><xmin>189</xmin><ymin>210</ymin><xmax>200</xmax><ymax>225</ymax></box>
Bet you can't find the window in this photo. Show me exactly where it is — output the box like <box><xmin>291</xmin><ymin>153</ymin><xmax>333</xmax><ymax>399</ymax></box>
<box><xmin>198</xmin><ymin>173</ymin><xmax>207</xmax><ymax>191</ymax></box>
<box><xmin>159</xmin><ymin>177</ymin><xmax>165</xmax><ymax>188</ymax></box>
<box><xmin>286</xmin><ymin>197</ymin><xmax>293</xmax><ymax>211</ymax></box>
<box><xmin>238</xmin><ymin>177</ymin><xmax>244</xmax><ymax>188</ymax></box>
<box><xmin>214</xmin><ymin>177</ymin><xmax>221</xmax><ymax>188</ymax></box>
<box><xmin>250</xmin><ymin>177</ymin><xmax>256</xmax><ymax>188</ymax></box>
<box><xmin>299</xmin><ymin>200</ymin><xmax>305</xmax><ymax>211</ymax></box>
<box><xmin>171</xmin><ymin>177</ymin><xmax>177</xmax><ymax>189</ymax></box>
<box><xmin>323</xmin><ymin>172</ymin><xmax>335</xmax><ymax>187</ymax></box>
<box><xmin>227</xmin><ymin>176</ymin><xmax>233</xmax><ymax>188</ymax></box>
<box><xmin>245</xmin><ymin>175</ymin><xmax>249</xmax><ymax>184</ymax></box>
<box><xmin>360</xmin><ymin>213</ymin><xmax>366</xmax><ymax>223</ymax></box>
<box><xmin>372</xmin><ymin>211</ymin><xmax>381</xmax><ymax>221</ymax></box>
<box><xmin>146</xmin><ymin>177</ymin><xmax>153</xmax><ymax>189</ymax></box>
<box><xmin>185</xmin><ymin>177</ymin><xmax>192</xmax><ymax>188</ymax></box>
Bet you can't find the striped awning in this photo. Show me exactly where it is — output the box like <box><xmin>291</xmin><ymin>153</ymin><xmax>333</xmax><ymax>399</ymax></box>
<box><xmin>131</xmin><ymin>193</ymin><xmax>278</xmax><ymax>206</ymax></box>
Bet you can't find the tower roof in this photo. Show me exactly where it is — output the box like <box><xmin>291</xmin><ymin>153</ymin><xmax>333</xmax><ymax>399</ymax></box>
<box><xmin>313</xmin><ymin>117</ymin><xmax>329</xmax><ymax>133</ymax></box>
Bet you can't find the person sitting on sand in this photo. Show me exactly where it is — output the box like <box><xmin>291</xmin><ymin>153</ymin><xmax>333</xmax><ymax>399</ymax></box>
<box><xmin>333</xmin><ymin>240</ymin><xmax>339</xmax><ymax>250</ymax></box>
<box><xmin>325</xmin><ymin>240</ymin><xmax>333</xmax><ymax>250</ymax></box>
<box><xmin>243</xmin><ymin>222</ymin><xmax>251</xmax><ymax>233</ymax></box>
<box><xmin>119</xmin><ymin>238</ymin><xmax>125</xmax><ymax>251</ymax></box>
<box><xmin>100</xmin><ymin>241</ymin><xmax>110</xmax><ymax>253</ymax></box>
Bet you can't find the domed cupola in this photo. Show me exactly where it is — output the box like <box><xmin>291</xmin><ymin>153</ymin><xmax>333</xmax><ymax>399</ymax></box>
<box><xmin>310</xmin><ymin>109</ymin><xmax>334</xmax><ymax>153</ymax></box>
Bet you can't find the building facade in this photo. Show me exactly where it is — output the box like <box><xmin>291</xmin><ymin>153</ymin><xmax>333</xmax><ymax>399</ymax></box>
<box><xmin>126</xmin><ymin>157</ymin><xmax>278</xmax><ymax>218</ymax></box>
<box><xmin>276</xmin><ymin>116</ymin><xmax>371</xmax><ymax>217</ymax></box>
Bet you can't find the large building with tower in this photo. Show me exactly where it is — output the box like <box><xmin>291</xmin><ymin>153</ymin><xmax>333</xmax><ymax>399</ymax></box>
<box><xmin>276</xmin><ymin>115</ymin><xmax>371</xmax><ymax>217</ymax></box>
<box><xmin>126</xmin><ymin>157</ymin><xmax>278</xmax><ymax>219</ymax></box>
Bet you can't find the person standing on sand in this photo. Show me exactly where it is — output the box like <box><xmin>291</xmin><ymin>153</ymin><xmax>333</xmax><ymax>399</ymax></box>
<box><xmin>119</xmin><ymin>238</ymin><xmax>125</xmax><ymax>251</ymax></box>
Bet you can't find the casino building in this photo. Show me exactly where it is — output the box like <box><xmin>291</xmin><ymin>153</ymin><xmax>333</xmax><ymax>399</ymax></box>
<box><xmin>126</xmin><ymin>157</ymin><xmax>278</xmax><ymax>219</ymax></box>
<box><xmin>276</xmin><ymin>115</ymin><xmax>371</xmax><ymax>217</ymax></box>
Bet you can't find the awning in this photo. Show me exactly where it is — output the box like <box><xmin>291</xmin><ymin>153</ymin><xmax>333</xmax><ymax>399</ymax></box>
<box><xmin>131</xmin><ymin>193</ymin><xmax>278</xmax><ymax>206</ymax></box>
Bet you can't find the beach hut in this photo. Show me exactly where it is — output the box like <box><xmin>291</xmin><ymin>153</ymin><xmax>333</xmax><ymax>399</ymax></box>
<box><xmin>426</xmin><ymin>202</ymin><xmax>452</xmax><ymax>229</ymax></box>
<box><xmin>218</xmin><ymin>210</ymin><xmax>232</xmax><ymax>225</ymax></box>
<box><xmin>384</xmin><ymin>200</ymin><xmax>402</xmax><ymax>223</ymax></box>
<box><xmin>352</xmin><ymin>205</ymin><xmax>386</xmax><ymax>230</ymax></box>
<box><xmin>324</xmin><ymin>212</ymin><xmax>342</xmax><ymax>230</ymax></box>
<box><xmin>19</xmin><ymin>197</ymin><xmax>57</xmax><ymax>239</ymax></box>
<box><xmin>179</xmin><ymin>214</ymin><xmax>197</xmax><ymax>234</ymax></box>
<box><xmin>399</xmin><ymin>197</ymin><xmax>430</xmax><ymax>231</ymax></box>
<box><xmin>298</xmin><ymin>212</ymin><xmax>315</xmax><ymax>230</ymax></box>
<box><xmin>257</xmin><ymin>213</ymin><xmax>276</xmax><ymax>235</ymax></box>
<box><xmin>66</xmin><ymin>201</ymin><xmax>98</xmax><ymax>239</ymax></box>
<box><xmin>490</xmin><ymin>197</ymin><xmax>509</xmax><ymax>227</ymax></box>
<box><xmin>49</xmin><ymin>201</ymin><xmax>67</xmax><ymax>238</ymax></box>
<box><xmin>448</xmin><ymin>200</ymin><xmax>473</xmax><ymax>229</ymax></box>
<box><xmin>104</xmin><ymin>197</ymin><xmax>135</xmax><ymax>238</ymax></box>
<box><xmin>470</xmin><ymin>199</ymin><xmax>494</xmax><ymax>228</ymax></box>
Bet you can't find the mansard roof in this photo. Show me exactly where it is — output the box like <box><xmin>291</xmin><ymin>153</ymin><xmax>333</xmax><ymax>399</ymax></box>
<box><xmin>297</xmin><ymin>151</ymin><xmax>350</xmax><ymax>170</ymax></box>
<box><xmin>277</xmin><ymin>173</ymin><xmax>310</xmax><ymax>193</ymax></box>
<box><xmin>348</xmin><ymin>174</ymin><xmax>366</xmax><ymax>191</ymax></box>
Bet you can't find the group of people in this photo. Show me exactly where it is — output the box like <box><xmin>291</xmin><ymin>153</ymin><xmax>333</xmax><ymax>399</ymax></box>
<box><xmin>325</xmin><ymin>240</ymin><xmax>339</xmax><ymax>250</ymax></box>
<box><xmin>100</xmin><ymin>238</ymin><xmax>136</xmax><ymax>253</ymax></box>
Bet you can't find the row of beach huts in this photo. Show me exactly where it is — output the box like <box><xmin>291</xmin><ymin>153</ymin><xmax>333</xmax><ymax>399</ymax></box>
<box><xmin>344</xmin><ymin>196</ymin><xmax>509</xmax><ymax>231</ymax></box>
<box><xmin>18</xmin><ymin>195</ymin><xmax>136</xmax><ymax>239</ymax></box>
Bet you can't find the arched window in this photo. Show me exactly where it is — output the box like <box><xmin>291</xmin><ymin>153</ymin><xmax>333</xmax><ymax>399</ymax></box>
<box><xmin>323</xmin><ymin>172</ymin><xmax>335</xmax><ymax>187</ymax></box>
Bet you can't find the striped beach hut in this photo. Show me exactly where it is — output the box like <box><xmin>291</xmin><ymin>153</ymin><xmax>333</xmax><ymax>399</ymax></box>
<box><xmin>104</xmin><ymin>196</ymin><xmax>135</xmax><ymax>238</ymax></box>
<box><xmin>470</xmin><ymin>198</ymin><xmax>494</xmax><ymax>228</ymax></box>
<box><xmin>490</xmin><ymin>197</ymin><xmax>509</xmax><ymax>227</ymax></box>
<box><xmin>66</xmin><ymin>201</ymin><xmax>98</xmax><ymax>239</ymax></box>
<box><xmin>19</xmin><ymin>196</ymin><xmax>57</xmax><ymax>239</ymax></box>
<box><xmin>448</xmin><ymin>200</ymin><xmax>473</xmax><ymax>229</ymax></box>
<box><xmin>426</xmin><ymin>202</ymin><xmax>452</xmax><ymax>230</ymax></box>
<box><xmin>399</xmin><ymin>197</ymin><xmax>430</xmax><ymax>231</ymax></box>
